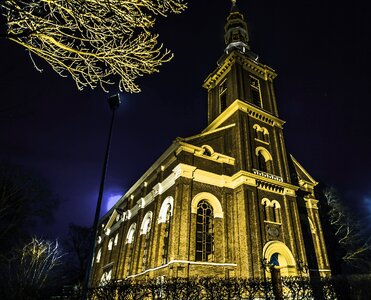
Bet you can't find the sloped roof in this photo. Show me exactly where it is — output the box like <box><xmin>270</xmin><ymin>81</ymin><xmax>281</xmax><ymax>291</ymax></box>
<box><xmin>290</xmin><ymin>154</ymin><xmax>318</xmax><ymax>186</ymax></box>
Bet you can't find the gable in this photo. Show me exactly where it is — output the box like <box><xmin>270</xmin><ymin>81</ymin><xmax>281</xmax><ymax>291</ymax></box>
<box><xmin>103</xmin><ymin>208</ymin><xmax>124</xmax><ymax>234</ymax></box>
<box><xmin>290</xmin><ymin>155</ymin><xmax>317</xmax><ymax>186</ymax></box>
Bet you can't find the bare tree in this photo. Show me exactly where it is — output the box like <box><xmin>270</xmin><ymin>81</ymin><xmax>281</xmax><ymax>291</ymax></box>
<box><xmin>0</xmin><ymin>237</ymin><xmax>64</xmax><ymax>300</ymax></box>
<box><xmin>0</xmin><ymin>0</ymin><xmax>187</xmax><ymax>92</ymax></box>
<box><xmin>323</xmin><ymin>187</ymin><xmax>371</xmax><ymax>271</ymax></box>
<box><xmin>64</xmin><ymin>224</ymin><xmax>92</xmax><ymax>287</ymax></box>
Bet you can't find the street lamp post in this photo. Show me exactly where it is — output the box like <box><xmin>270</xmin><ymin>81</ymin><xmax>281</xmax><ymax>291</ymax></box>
<box><xmin>261</xmin><ymin>258</ymin><xmax>271</xmax><ymax>299</ymax></box>
<box><xmin>82</xmin><ymin>94</ymin><xmax>121</xmax><ymax>299</ymax></box>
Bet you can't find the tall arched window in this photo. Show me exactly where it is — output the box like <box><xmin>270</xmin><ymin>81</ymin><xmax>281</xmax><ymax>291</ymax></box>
<box><xmin>262</xmin><ymin>127</ymin><xmax>270</xmax><ymax>143</ymax></box>
<box><xmin>219</xmin><ymin>79</ymin><xmax>227</xmax><ymax>113</ymax></box>
<box><xmin>162</xmin><ymin>204</ymin><xmax>172</xmax><ymax>264</ymax></box>
<box><xmin>258</xmin><ymin>151</ymin><xmax>267</xmax><ymax>172</ymax></box>
<box><xmin>262</xmin><ymin>198</ymin><xmax>270</xmax><ymax>221</ymax></box>
<box><xmin>108</xmin><ymin>238</ymin><xmax>113</xmax><ymax>250</ymax></box>
<box><xmin>271</xmin><ymin>200</ymin><xmax>281</xmax><ymax>223</ymax></box>
<box><xmin>196</xmin><ymin>200</ymin><xmax>214</xmax><ymax>262</ymax></box>
<box><xmin>125</xmin><ymin>223</ymin><xmax>136</xmax><ymax>276</ymax></box>
<box><xmin>141</xmin><ymin>211</ymin><xmax>153</xmax><ymax>271</ymax></box>
<box><xmin>256</xmin><ymin>147</ymin><xmax>273</xmax><ymax>174</ymax></box>
<box><xmin>96</xmin><ymin>248</ymin><xmax>101</xmax><ymax>263</ymax></box>
<box><xmin>114</xmin><ymin>233</ymin><xmax>119</xmax><ymax>246</ymax></box>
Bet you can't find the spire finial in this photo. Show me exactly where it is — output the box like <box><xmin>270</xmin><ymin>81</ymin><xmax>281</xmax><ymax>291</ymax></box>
<box><xmin>224</xmin><ymin>0</ymin><xmax>253</xmax><ymax>55</ymax></box>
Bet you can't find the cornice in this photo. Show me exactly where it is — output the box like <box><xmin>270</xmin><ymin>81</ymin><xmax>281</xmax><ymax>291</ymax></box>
<box><xmin>176</xmin><ymin>141</ymin><xmax>236</xmax><ymax>165</ymax></box>
<box><xmin>183</xmin><ymin>123</ymin><xmax>236</xmax><ymax>142</ymax></box>
<box><xmin>231</xmin><ymin>170</ymin><xmax>298</xmax><ymax>195</ymax></box>
<box><xmin>177</xmin><ymin>163</ymin><xmax>298</xmax><ymax>196</ymax></box>
<box><xmin>304</xmin><ymin>197</ymin><xmax>319</xmax><ymax>209</ymax></box>
<box><xmin>101</xmin><ymin>163</ymin><xmax>299</xmax><ymax>233</ymax></box>
<box><xmin>203</xmin><ymin>99</ymin><xmax>285</xmax><ymax>133</ymax></box>
<box><xmin>290</xmin><ymin>154</ymin><xmax>318</xmax><ymax>186</ymax></box>
<box><xmin>203</xmin><ymin>51</ymin><xmax>277</xmax><ymax>89</ymax></box>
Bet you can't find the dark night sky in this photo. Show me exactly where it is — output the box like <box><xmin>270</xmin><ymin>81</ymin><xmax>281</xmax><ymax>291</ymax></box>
<box><xmin>1</xmin><ymin>0</ymin><xmax>370</xmax><ymax>238</ymax></box>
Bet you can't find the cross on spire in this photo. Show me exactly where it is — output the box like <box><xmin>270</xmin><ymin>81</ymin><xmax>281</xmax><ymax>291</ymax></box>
<box><xmin>231</xmin><ymin>0</ymin><xmax>237</xmax><ymax>5</ymax></box>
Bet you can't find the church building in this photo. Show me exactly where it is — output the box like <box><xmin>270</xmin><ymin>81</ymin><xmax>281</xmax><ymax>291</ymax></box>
<box><xmin>90</xmin><ymin>1</ymin><xmax>331</xmax><ymax>285</ymax></box>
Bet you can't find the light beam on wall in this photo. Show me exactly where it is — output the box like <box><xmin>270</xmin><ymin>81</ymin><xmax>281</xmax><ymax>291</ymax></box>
<box><xmin>106</xmin><ymin>194</ymin><xmax>122</xmax><ymax>211</ymax></box>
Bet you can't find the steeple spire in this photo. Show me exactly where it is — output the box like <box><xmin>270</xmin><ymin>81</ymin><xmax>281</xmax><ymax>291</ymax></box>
<box><xmin>224</xmin><ymin>0</ymin><xmax>254</xmax><ymax>57</ymax></box>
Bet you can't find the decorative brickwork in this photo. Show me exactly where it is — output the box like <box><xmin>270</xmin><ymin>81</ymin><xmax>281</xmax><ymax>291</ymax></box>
<box><xmin>90</xmin><ymin>2</ymin><xmax>330</xmax><ymax>286</ymax></box>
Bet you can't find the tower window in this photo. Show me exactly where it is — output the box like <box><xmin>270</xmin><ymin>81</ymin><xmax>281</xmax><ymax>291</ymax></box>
<box><xmin>258</xmin><ymin>152</ymin><xmax>267</xmax><ymax>172</ymax></box>
<box><xmin>272</xmin><ymin>201</ymin><xmax>281</xmax><ymax>223</ymax></box>
<box><xmin>250</xmin><ymin>76</ymin><xmax>262</xmax><ymax>107</ymax></box>
<box><xmin>196</xmin><ymin>200</ymin><xmax>214</xmax><ymax>262</ymax></box>
<box><xmin>256</xmin><ymin>147</ymin><xmax>273</xmax><ymax>174</ymax></box>
<box><xmin>262</xmin><ymin>198</ymin><xmax>270</xmax><ymax>221</ymax></box>
<box><xmin>219</xmin><ymin>79</ymin><xmax>227</xmax><ymax>113</ymax></box>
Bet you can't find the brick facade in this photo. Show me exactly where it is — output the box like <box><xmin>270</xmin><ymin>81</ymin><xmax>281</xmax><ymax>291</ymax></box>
<box><xmin>90</xmin><ymin>3</ymin><xmax>331</xmax><ymax>286</ymax></box>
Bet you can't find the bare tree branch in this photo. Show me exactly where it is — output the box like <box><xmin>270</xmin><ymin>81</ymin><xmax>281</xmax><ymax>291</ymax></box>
<box><xmin>0</xmin><ymin>0</ymin><xmax>187</xmax><ymax>92</ymax></box>
<box><xmin>323</xmin><ymin>187</ymin><xmax>371</xmax><ymax>271</ymax></box>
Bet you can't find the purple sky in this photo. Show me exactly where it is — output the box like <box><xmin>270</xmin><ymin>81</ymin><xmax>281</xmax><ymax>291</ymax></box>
<box><xmin>1</xmin><ymin>0</ymin><xmax>371</xmax><ymax>238</ymax></box>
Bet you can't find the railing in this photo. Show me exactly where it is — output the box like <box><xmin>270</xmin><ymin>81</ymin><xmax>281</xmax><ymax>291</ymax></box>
<box><xmin>252</xmin><ymin>169</ymin><xmax>283</xmax><ymax>182</ymax></box>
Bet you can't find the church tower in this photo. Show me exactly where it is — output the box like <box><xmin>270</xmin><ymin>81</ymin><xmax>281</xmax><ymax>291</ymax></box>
<box><xmin>90</xmin><ymin>1</ymin><xmax>331</xmax><ymax>285</ymax></box>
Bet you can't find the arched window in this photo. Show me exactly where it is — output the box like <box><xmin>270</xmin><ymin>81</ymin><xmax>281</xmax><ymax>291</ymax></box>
<box><xmin>162</xmin><ymin>204</ymin><xmax>172</xmax><ymax>264</ymax></box>
<box><xmin>141</xmin><ymin>211</ymin><xmax>153</xmax><ymax>271</ymax></box>
<box><xmin>261</xmin><ymin>127</ymin><xmax>270</xmax><ymax>143</ymax></box>
<box><xmin>108</xmin><ymin>238</ymin><xmax>113</xmax><ymax>250</ymax></box>
<box><xmin>100</xmin><ymin>270</ymin><xmax>112</xmax><ymax>284</ymax></box>
<box><xmin>191</xmin><ymin>192</ymin><xmax>224</xmax><ymax>218</ymax></box>
<box><xmin>96</xmin><ymin>248</ymin><xmax>101</xmax><ymax>263</ymax></box>
<box><xmin>219</xmin><ymin>79</ymin><xmax>227</xmax><ymax>113</ymax></box>
<box><xmin>270</xmin><ymin>253</ymin><xmax>280</xmax><ymax>266</ymax></box>
<box><xmin>126</xmin><ymin>223</ymin><xmax>136</xmax><ymax>244</ymax></box>
<box><xmin>142</xmin><ymin>222</ymin><xmax>151</xmax><ymax>271</ymax></box>
<box><xmin>202</xmin><ymin>145</ymin><xmax>214</xmax><ymax>157</ymax></box>
<box><xmin>140</xmin><ymin>211</ymin><xmax>153</xmax><ymax>235</ymax></box>
<box><xmin>255</xmin><ymin>147</ymin><xmax>273</xmax><ymax>173</ymax></box>
<box><xmin>262</xmin><ymin>198</ymin><xmax>271</xmax><ymax>221</ymax></box>
<box><xmin>250</xmin><ymin>76</ymin><xmax>262</xmax><ymax>107</ymax></box>
<box><xmin>125</xmin><ymin>223</ymin><xmax>136</xmax><ymax>276</ymax></box>
<box><xmin>114</xmin><ymin>233</ymin><xmax>119</xmax><ymax>246</ymax></box>
<box><xmin>196</xmin><ymin>200</ymin><xmax>214</xmax><ymax>262</ymax></box>
<box><xmin>271</xmin><ymin>201</ymin><xmax>281</xmax><ymax>223</ymax></box>
<box><xmin>158</xmin><ymin>197</ymin><xmax>174</xmax><ymax>224</ymax></box>
<box><xmin>258</xmin><ymin>151</ymin><xmax>267</xmax><ymax>172</ymax></box>
<box><xmin>253</xmin><ymin>124</ymin><xmax>262</xmax><ymax>140</ymax></box>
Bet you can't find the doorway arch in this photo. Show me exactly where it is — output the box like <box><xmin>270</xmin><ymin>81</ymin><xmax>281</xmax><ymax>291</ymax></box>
<box><xmin>263</xmin><ymin>241</ymin><xmax>297</xmax><ymax>276</ymax></box>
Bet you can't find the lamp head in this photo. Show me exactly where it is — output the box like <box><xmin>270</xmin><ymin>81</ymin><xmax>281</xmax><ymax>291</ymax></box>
<box><xmin>108</xmin><ymin>94</ymin><xmax>121</xmax><ymax>111</ymax></box>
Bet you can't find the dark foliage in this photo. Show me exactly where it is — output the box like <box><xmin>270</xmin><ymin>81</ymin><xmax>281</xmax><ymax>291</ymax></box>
<box><xmin>64</xmin><ymin>275</ymin><xmax>371</xmax><ymax>300</ymax></box>
<box><xmin>0</xmin><ymin>162</ymin><xmax>58</xmax><ymax>254</ymax></box>
<box><xmin>63</xmin><ymin>224</ymin><xmax>93</xmax><ymax>288</ymax></box>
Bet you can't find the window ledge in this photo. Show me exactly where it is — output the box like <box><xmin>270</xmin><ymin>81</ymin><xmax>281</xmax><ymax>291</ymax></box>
<box><xmin>254</xmin><ymin>138</ymin><xmax>269</xmax><ymax>145</ymax></box>
<box><xmin>264</xmin><ymin>220</ymin><xmax>282</xmax><ymax>225</ymax></box>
